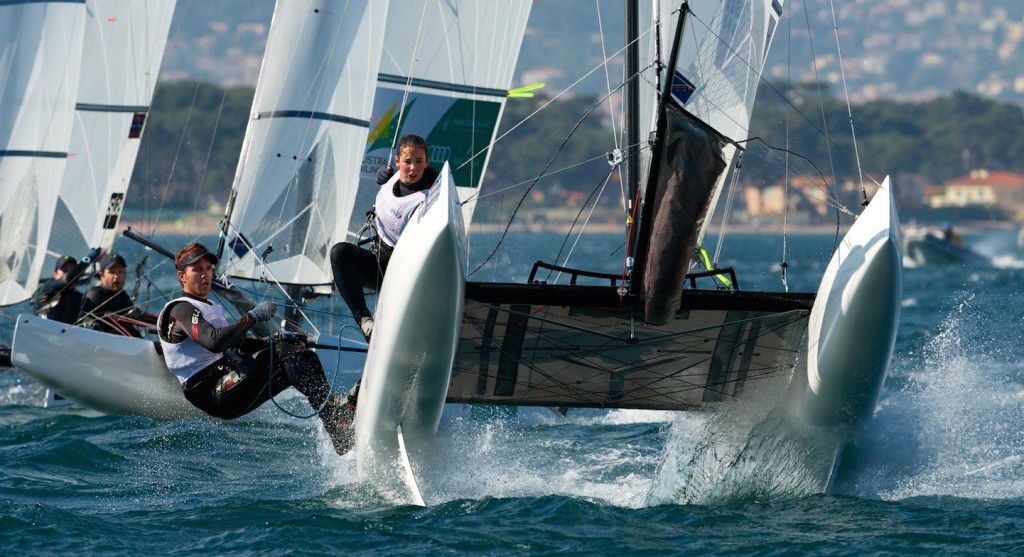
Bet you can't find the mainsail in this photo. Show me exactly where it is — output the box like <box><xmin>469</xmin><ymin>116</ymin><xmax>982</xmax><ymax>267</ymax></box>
<box><xmin>354</xmin><ymin>0</ymin><xmax>533</xmax><ymax>234</ymax></box>
<box><xmin>223</xmin><ymin>0</ymin><xmax>390</xmax><ymax>286</ymax></box>
<box><xmin>0</xmin><ymin>0</ymin><xmax>86</xmax><ymax>305</ymax></box>
<box><xmin>634</xmin><ymin>0</ymin><xmax>785</xmax><ymax>324</ymax></box>
<box><xmin>44</xmin><ymin>0</ymin><xmax>176</xmax><ymax>267</ymax></box>
<box><xmin>449</xmin><ymin>0</ymin><xmax>798</xmax><ymax>411</ymax></box>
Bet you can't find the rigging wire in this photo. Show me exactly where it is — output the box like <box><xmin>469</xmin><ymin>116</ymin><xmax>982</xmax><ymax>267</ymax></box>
<box><xmin>387</xmin><ymin>0</ymin><xmax>432</xmax><ymax>160</ymax></box>
<box><xmin>799</xmin><ymin>0</ymin><xmax>843</xmax><ymax>238</ymax></box>
<box><xmin>457</xmin><ymin>33</ymin><xmax>659</xmax><ymax>199</ymax></box>
<box><xmin>216</xmin><ymin>220</ymin><xmax>324</xmax><ymax>336</ymax></box>
<box><xmin>782</xmin><ymin>6</ymin><xmax>793</xmax><ymax>292</ymax></box>
<box><xmin>827</xmin><ymin>0</ymin><xmax>866</xmax><ymax>203</ymax></box>
<box><xmin>545</xmin><ymin>169</ymin><xmax>616</xmax><ymax>284</ymax></box>
<box><xmin>593</xmin><ymin>0</ymin><xmax>627</xmax><ymax>214</ymax></box>
<box><xmin>467</xmin><ymin>78</ymin><xmax>636</xmax><ymax>277</ymax></box>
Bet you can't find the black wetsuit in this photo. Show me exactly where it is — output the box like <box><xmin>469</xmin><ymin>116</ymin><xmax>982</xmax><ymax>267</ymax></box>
<box><xmin>33</xmin><ymin>262</ymin><xmax>90</xmax><ymax>324</ymax></box>
<box><xmin>82</xmin><ymin>286</ymin><xmax>153</xmax><ymax>337</ymax></box>
<box><xmin>159</xmin><ymin>295</ymin><xmax>354</xmax><ymax>453</ymax></box>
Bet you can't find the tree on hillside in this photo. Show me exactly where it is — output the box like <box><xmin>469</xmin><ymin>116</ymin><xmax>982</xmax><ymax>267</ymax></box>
<box><xmin>128</xmin><ymin>81</ymin><xmax>253</xmax><ymax>216</ymax></box>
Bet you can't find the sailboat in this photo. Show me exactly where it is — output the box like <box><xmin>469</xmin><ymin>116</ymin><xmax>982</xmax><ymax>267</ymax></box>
<box><xmin>0</xmin><ymin>1</ymin><xmax>87</xmax><ymax>369</ymax></box>
<box><xmin>45</xmin><ymin>0</ymin><xmax>176</xmax><ymax>270</ymax></box>
<box><xmin>10</xmin><ymin>0</ymin><xmax>900</xmax><ymax>508</ymax></box>
<box><xmin>902</xmin><ymin>223</ymin><xmax>992</xmax><ymax>268</ymax></box>
<box><xmin>353</xmin><ymin>0</ymin><xmax>900</xmax><ymax>505</ymax></box>
<box><xmin>0</xmin><ymin>1</ymin><xmax>87</xmax><ymax>305</ymax></box>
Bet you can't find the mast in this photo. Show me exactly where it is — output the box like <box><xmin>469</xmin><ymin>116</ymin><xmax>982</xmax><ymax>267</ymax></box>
<box><xmin>624</xmin><ymin>0</ymin><xmax>640</xmax><ymax>241</ymax></box>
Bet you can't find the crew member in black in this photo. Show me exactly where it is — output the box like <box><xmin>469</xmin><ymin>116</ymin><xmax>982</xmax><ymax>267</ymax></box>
<box><xmin>81</xmin><ymin>253</ymin><xmax>156</xmax><ymax>337</ymax></box>
<box><xmin>33</xmin><ymin>247</ymin><xmax>101</xmax><ymax>324</ymax></box>
<box><xmin>158</xmin><ymin>242</ymin><xmax>358</xmax><ymax>455</ymax></box>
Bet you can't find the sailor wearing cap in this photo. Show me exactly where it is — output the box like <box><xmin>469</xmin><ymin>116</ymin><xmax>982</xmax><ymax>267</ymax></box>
<box><xmin>81</xmin><ymin>252</ymin><xmax>156</xmax><ymax>336</ymax></box>
<box><xmin>32</xmin><ymin>247</ymin><xmax>103</xmax><ymax>324</ymax></box>
<box><xmin>157</xmin><ymin>242</ymin><xmax>357</xmax><ymax>455</ymax></box>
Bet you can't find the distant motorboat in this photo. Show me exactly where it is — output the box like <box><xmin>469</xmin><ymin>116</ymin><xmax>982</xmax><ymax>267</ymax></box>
<box><xmin>903</xmin><ymin>225</ymin><xmax>992</xmax><ymax>267</ymax></box>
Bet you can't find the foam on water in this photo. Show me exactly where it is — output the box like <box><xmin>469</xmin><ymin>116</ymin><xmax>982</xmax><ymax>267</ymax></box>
<box><xmin>833</xmin><ymin>293</ymin><xmax>1024</xmax><ymax>500</ymax></box>
<box><xmin>643</xmin><ymin>367</ymin><xmax>844</xmax><ymax>505</ymax></box>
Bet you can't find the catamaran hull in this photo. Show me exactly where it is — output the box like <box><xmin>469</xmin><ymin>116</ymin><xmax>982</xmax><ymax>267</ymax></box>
<box><xmin>796</xmin><ymin>178</ymin><xmax>902</xmax><ymax>428</ymax></box>
<box><xmin>354</xmin><ymin>163</ymin><xmax>466</xmax><ymax>506</ymax></box>
<box><xmin>11</xmin><ymin>314</ymin><xmax>366</xmax><ymax>419</ymax></box>
<box><xmin>11</xmin><ymin>314</ymin><xmax>204</xmax><ymax>419</ymax></box>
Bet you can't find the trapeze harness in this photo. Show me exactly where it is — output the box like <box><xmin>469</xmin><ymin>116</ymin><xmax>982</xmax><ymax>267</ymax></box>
<box><xmin>374</xmin><ymin>171</ymin><xmax>438</xmax><ymax>248</ymax></box>
<box><xmin>158</xmin><ymin>296</ymin><xmax>231</xmax><ymax>384</ymax></box>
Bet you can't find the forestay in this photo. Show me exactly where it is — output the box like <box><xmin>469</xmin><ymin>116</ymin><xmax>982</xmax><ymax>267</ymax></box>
<box><xmin>353</xmin><ymin>0</ymin><xmax>532</xmax><ymax>234</ymax></box>
<box><xmin>224</xmin><ymin>0</ymin><xmax>389</xmax><ymax>286</ymax></box>
<box><xmin>0</xmin><ymin>0</ymin><xmax>86</xmax><ymax>305</ymax></box>
<box><xmin>45</xmin><ymin>0</ymin><xmax>176</xmax><ymax>267</ymax></box>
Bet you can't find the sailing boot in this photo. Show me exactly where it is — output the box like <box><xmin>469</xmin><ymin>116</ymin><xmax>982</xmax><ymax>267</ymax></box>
<box><xmin>359</xmin><ymin>316</ymin><xmax>374</xmax><ymax>342</ymax></box>
<box><xmin>320</xmin><ymin>381</ymin><xmax>360</xmax><ymax>455</ymax></box>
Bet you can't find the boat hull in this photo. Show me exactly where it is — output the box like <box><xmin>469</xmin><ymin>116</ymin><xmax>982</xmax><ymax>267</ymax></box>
<box><xmin>902</xmin><ymin>229</ymin><xmax>990</xmax><ymax>267</ymax></box>
<box><xmin>11</xmin><ymin>314</ymin><xmax>366</xmax><ymax>419</ymax></box>
<box><xmin>797</xmin><ymin>178</ymin><xmax>902</xmax><ymax>428</ymax></box>
<box><xmin>354</xmin><ymin>163</ymin><xmax>466</xmax><ymax>506</ymax></box>
<box><xmin>11</xmin><ymin>314</ymin><xmax>204</xmax><ymax>419</ymax></box>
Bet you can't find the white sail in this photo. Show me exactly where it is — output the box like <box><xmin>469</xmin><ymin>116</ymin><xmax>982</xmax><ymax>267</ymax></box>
<box><xmin>0</xmin><ymin>1</ymin><xmax>86</xmax><ymax>305</ymax></box>
<box><xmin>356</xmin><ymin>0</ymin><xmax>533</xmax><ymax>234</ymax></box>
<box><xmin>656</xmin><ymin>0</ymin><xmax>784</xmax><ymax>243</ymax></box>
<box><xmin>224</xmin><ymin>0</ymin><xmax>390</xmax><ymax>286</ymax></box>
<box><xmin>44</xmin><ymin>0</ymin><xmax>176</xmax><ymax>267</ymax></box>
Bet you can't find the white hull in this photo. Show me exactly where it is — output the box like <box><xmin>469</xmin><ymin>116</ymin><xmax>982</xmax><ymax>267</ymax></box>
<box><xmin>11</xmin><ymin>314</ymin><xmax>203</xmax><ymax>419</ymax></box>
<box><xmin>797</xmin><ymin>178</ymin><xmax>902</xmax><ymax>428</ymax></box>
<box><xmin>354</xmin><ymin>163</ymin><xmax>466</xmax><ymax>506</ymax></box>
<box><xmin>11</xmin><ymin>314</ymin><xmax>366</xmax><ymax>419</ymax></box>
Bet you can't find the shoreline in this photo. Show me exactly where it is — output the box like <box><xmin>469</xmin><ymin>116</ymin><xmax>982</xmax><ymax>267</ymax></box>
<box><xmin>120</xmin><ymin>216</ymin><xmax>1020</xmax><ymax>237</ymax></box>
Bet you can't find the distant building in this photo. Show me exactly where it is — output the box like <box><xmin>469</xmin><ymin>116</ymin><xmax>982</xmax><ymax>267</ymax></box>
<box><xmin>927</xmin><ymin>170</ymin><xmax>1024</xmax><ymax>220</ymax></box>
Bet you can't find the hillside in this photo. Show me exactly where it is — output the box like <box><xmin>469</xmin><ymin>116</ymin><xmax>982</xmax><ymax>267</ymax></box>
<box><xmin>160</xmin><ymin>0</ymin><xmax>1024</xmax><ymax>106</ymax></box>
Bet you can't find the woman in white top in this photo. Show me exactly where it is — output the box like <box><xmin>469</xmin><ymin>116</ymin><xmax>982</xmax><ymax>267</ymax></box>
<box><xmin>158</xmin><ymin>242</ymin><xmax>357</xmax><ymax>455</ymax></box>
<box><xmin>330</xmin><ymin>134</ymin><xmax>438</xmax><ymax>341</ymax></box>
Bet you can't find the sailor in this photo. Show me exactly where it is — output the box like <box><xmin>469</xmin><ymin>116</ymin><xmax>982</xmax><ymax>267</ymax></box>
<box><xmin>80</xmin><ymin>253</ymin><xmax>157</xmax><ymax>337</ymax></box>
<box><xmin>940</xmin><ymin>221</ymin><xmax>963</xmax><ymax>245</ymax></box>
<box><xmin>329</xmin><ymin>134</ymin><xmax>439</xmax><ymax>341</ymax></box>
<box><xmin>158</xmin><ymin>242</ymin><xmax>357</xmax><ymax>455</ymax></box>
<box><xmin>33</xmin><ymin>247</ymin><xmax>102</xmax><ymax>324</ymax></box>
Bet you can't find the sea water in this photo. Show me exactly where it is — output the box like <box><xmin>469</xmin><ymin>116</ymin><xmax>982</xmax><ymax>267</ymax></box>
<box><xmin>2</xmin><ymin>229</ymin><xmax>1024</xmax><ymax>555</ymax></box>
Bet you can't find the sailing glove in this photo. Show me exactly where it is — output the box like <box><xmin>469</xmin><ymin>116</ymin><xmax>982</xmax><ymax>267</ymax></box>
<box><xmin>83</xmin><ymin>247</ymin><xmax>102</xmax><ymax>264</ymax></box>
<box><xmin>376</xmin><ymin>165</ymin><xmax>395</xmax><ymax>185</ymax></box>
<box><xmin>248</xmin><ymin>301</ymin><xmax>277</xmax><ymax>322</ymax></box>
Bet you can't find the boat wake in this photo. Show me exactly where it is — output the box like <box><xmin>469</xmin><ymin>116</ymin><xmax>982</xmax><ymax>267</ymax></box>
<box><xmin>643</xmin><ymin>369</ymin><xmax>844</xmax><ymax>505</ymax></box>
<box><xmin>831</xmin><ymin>298</ymin><xmax>1024</xmax><ymax>500</ymax></box>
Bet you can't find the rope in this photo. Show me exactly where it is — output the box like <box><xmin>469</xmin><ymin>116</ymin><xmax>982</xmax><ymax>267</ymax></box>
<box><xmin>467</xmin><ymin>90</ymin><xmax>623</xmax><ymax>277</ymax></box>
<box><xmin>262</xmin><ymin>331</ymin><xmax>354</xmax><ymax>420</ymax></box>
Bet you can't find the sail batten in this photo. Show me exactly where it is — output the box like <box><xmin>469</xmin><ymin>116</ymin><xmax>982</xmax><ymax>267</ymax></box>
<box><xmin>255</xmin><ymin>110</ymin><xmax>371</xmax><ymax>127</ymax></box>
<box><xmin>376</xmin><ymin>74</ymin><xmax>509</xmax><ymax>99</ymax></box>
<box><xmin>74</xmin><ymin>103</ymin><xmax>150</xmax><ymax>113</ymax></box>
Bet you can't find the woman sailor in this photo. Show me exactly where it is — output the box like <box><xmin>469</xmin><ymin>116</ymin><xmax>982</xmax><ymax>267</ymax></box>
<box><xmin>157</xmin><ymin>242</ymin><xmax>357</xmax><ymax>454</ymax></box>
<box><xmin>330</xmin><ymin>134</ymin><xmax>438</xmax><ymax>341</ymax></box>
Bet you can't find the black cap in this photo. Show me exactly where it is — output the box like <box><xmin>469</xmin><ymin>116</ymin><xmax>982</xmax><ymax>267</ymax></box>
<box><xmin>176</xmin><ymin>245</ymin><xmax>219</xmax><ymax>271</ymax></box>
<box><xmin>100</xmin><ymin>253</ymin><xmax>128</xmax><ymax>271</ymax></box>
<box><xmin>54</xmin><ymin>255</ymin><xmax>77</xmax><ymax>271</ymax></box>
